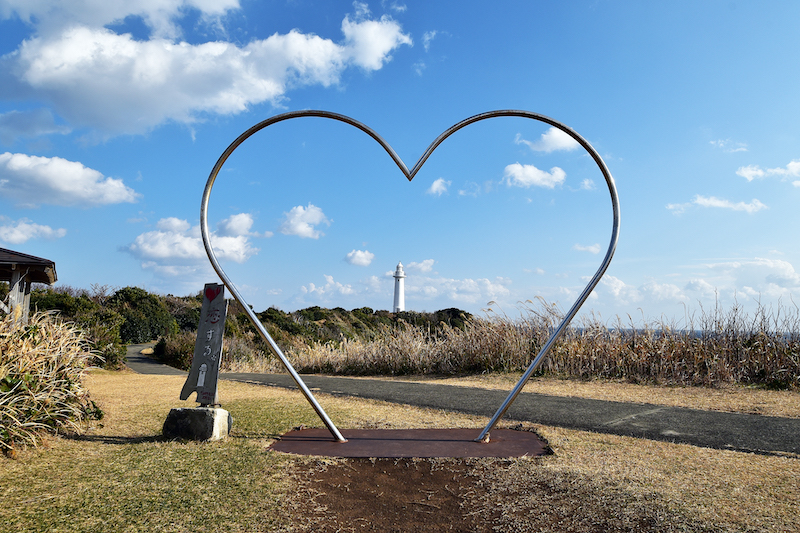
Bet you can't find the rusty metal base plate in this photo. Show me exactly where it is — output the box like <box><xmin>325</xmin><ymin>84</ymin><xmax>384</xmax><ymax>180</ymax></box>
<box><xmin>268</xmin><ymin>428</ymin><xmax>549</xmax><ymax>458</ymax></box>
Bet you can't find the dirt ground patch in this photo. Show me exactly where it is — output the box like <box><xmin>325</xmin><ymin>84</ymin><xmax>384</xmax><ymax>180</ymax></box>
<box><xmin>286</xmin><ymin>457</ymin><xmax>706</xmax><ymax>533</ymax></box>
<box><xmin>290</xmin><ymin>459</ymin><xmax>479</xmax><ymax>532</ymax></box>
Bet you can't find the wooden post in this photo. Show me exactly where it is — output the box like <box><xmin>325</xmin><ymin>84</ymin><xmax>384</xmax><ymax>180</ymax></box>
<box><xmin>180</xmin><ymin>283</ymin><xmax>228</xmax><ymax>405</ymax></box>
<box><xmin>8</xmin><ymin>268</ymin><xmax>26</xmax><ymax>324</ymax></box>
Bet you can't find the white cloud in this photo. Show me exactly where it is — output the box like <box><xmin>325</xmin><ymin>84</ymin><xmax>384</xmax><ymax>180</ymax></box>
<box><xmin>352</xmin><ymin>2</ymin><xmax>371</xmax><ymax>19</ymax></box>
<box><xmin>0</xmin><ymin>217</ymin><xmax>66</xmax><ymax>244</ymax></box>
<box><xmin>573</xmin><ymin>243</ymin><xmax>601</xmax><ymax>254</ymax></box>
<box><xmin>710</xmin><ymin>139</ymin><xmax>747</xmax><ymax>153</ymax></box>
<box><xmin>157</xmin><ymin>217</ymin><xmax>191</xmax><ymax>233</ymax></box>
<box><xmin>0</xmin><ymin>109</ymin><xmax>71</xmax><ymax>144</ymax></box>
<box><xmin>342</xmin><ymin>13</ymin><xmax>412</xmax><ymax>71</ymax></box>
<box><xmin>217</xmin><ymin>212</ymin><xmax>270</xmax><ymax>237</ymax></box>
<box><xmin>504</xmin><ymin>163</ymin><xmax>566</xmax><ymax>189</ymax></box>
<box><xmin>684</xmin><ymin>278</ymin><xmax>718</xmax><ymax>299</ymax></box>
<box><xmin>441</xmin><ymin>277</ymin><xmax>510</xmax><ymax>304</ymax></box>
<box><xmin>427</xmin><ymin>177</ymin><xmax>450</xmax><ymax>196</ymax></box>
<box><xmin>422</xmin><ymin>30</ymin><xmax>437</xmax><ymax>52</ymax></box>
<box><xmin>405</xmin><ymin>275</ymin><xmax>511</xmax><ymax>305</ymax></box>
<box><xmin>736</xmin><ymin>160</ymin><xmax>800</xmax><ymax>181</ymax></box>
<box><xmin>0</xmin><ymin>152</ymin><xmax>140</xmax><ymax>207</ymax></box>
<box><xmin>0</xmin><ymin>0</ymin><xmax>240</xmax><ymax>39</ymax></box>
<box><xmin>345</xmin><ymin>249</ymin><xmax>374</xmax><ymax>266</ymax></box>
<box><xmin>639</xmin><ymin>281</ymin><xmax>685</xmax><ymax>302</ymax></box>
<box><xmin>457</xmin><ymin>182</ymin><xmax>481</xmax><ymax>197</ymax></box>
<box><xmin>735</xmin><ymin>165</ymin><xmax>765</xmax><ymax>181</ymax></box>
<box><xmin>667</xmin><ymin>195</ymin><xmax>767</xmax><ymax>214</ymax></box>
<box><xmin>1</xmin><ymin>7</ymin><xmax>412</xmax><ymax>136</ymax></box>
<box><xmin>139</xmin><ymin>261</ymin><xmax>205</xmax><ymax>280</ymax></box>
<box><xmin>128</xmin><ymin>213</ymin><xmax>259</xmax><ymax>265</ymax></box>
<box><xmin>771</xmin><ymin>159</ymin><xmax>800</xmax><ymax>177</ymax></box>
<box><xmin>279</xmin><ymin>203</ymin><xmax>330</xmax><ymax>239</ymax></box>
<box><xmin>514</xmin><ymin>128</ymin><xmax>579</xmax><ymax>153</ymax></box>
<box><xmin>601</xmin><ymin>276</ymin><xmax>685</xmax><ymax>306</ymax></box>
<box><xmin>406</xmin><ymin>259</ymin><xmax>434</xmax><ymax>272</ymax></box>
<box><xmin>598</xmin><ymin>259</ymin><xmax>800</xmax><ymax>320</ymax></box>
<box><xmin>703</xmin><ymin>258</ymin><xmax>800</xmax><ymax>290</ymax></box>
<box><xmin>693</xmin><ymin>195</ymin><xmax>767</xmax><ymax>213</ymax></box>
<box><xmin>600</xmin><ymin>275</ymin><xmax>642</xmax><ymax>305</ymax></box>
<box><xmin>130</xmin><ymin>227</ymin><xmax>205</xmax><ymax>262</ymax></box>
<box><xmin>579</xmin><ymin>179</ymin><xmax>595</xmax><ymax>191</ymax></box>
<box><xmin>663</xmin><ymin>257</ymin><xmax>800</xmax><ymax>311</ymax></box>
<box><xmin>385</xmin><ymin>2</ymin><xmax>407</xmax><ymax>14</ymax></box>
<box><xmin>301</xmin><ymin>274</ymin><xmax>354</xmax><ymax>296</ymax></box>
<box><xmin>665</xmin><ymin>201</ymin><xmax>689</xmax><ymax>214</ymax></box>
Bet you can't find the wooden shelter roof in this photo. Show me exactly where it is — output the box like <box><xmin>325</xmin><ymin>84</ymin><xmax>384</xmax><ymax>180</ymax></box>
<box><xmin>0</xmin><ymin>247</ymin><xmax>57</xmax><ymax>285</ymax></box>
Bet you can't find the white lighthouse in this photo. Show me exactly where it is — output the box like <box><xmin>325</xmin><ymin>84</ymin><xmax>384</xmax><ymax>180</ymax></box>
<box><xmin>392</xmin><ymin>262</ymin><xmax>406</xmax><ymax>312</ymax></box>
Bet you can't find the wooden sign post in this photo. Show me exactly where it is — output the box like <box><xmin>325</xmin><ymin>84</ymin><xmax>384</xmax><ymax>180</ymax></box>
<box><xmin>164</xmin><ymin>283</ymin><xmax>231</xmax><ymax>441</ymax></box>
<box><xmin>180</xmin><ymin>283</ymin><xmax>228</xmax><ymax>405</ymax></box>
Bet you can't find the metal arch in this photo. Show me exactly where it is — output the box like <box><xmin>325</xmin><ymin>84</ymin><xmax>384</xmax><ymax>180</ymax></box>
<box><xmin>201</xmin><ymin>110</ymin><xmax>620</xmax><ymax>444</ymax></box>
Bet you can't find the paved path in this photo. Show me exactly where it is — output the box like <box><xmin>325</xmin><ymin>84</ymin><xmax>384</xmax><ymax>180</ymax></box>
<box><xmin>126</xmin><ymin>345</ymin><xmax>800</xmax><ymax>456</ymax></box>
<box><xmin>125</xmin><ymin>343</ymin><xmax>187</xmax><ymax>376</ymax></box>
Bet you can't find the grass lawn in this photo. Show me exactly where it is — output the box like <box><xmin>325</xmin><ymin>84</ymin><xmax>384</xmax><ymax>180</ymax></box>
<box><xmin>2</xmin><ymin>370</ymin><xmax>798</xmax><ymax>532</ymax></box>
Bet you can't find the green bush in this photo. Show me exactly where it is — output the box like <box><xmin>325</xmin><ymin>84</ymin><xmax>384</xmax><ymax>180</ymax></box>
<box><xmin>109</xmin><ymin>287</ymin><xmax>178</xmax><ymax>344</ymax></box>
<box><xmin>154</xmin><ymin>331</ymin><xmax>196</xmax><ymax>370</ymax></box>
<box><xmin>0</xmin><ymin>312</ymin><xmax>103</xmax><ymax>453</ymax></box>
<box><xmin>76</xmin><ymin>307</ymin><xmax>127</xmax><ymax>370</ymax></box>
<box><xmin>162</xmin><ymin>293</ymin><xmax>203</xmax><ymax>331</ymax></box>
<box><xmin>30</xmin><ymin>287</ymin><xmax>96</xmax><ymax>317</ymax></box>
<box><xmin>30</xmin><ymin>287</ymin><xmax>127</xmax><ymax>369</ymax></box>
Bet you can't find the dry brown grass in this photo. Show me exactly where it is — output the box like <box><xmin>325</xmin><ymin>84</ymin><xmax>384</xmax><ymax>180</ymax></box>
<box><xmin>535</xmin><ymin>425</ymin><xmax>800</xmax><ymax>531</ymax></box>
<box><xmin>287</xmin><ymin>315</ymin><xmax>535</xmax><ymax>376</ymax></box>
<box><xmin>220</xmin><ymin>299</ymin><xmax>800</xmax><ymax>394</ymax></box>
<box><xmin>83</xmin><ymin>370</ymin><xmax>489</xmax><ymax>435</ymax></box>
<box><xmin>0</xmin><ymin>312</ymin><xmax>101</xmax><ymax>452</ymax></box>
<box><xmin>3</xmin><ymin>371</ymin><xmax>798</xmax><ymax>532</ymax></box>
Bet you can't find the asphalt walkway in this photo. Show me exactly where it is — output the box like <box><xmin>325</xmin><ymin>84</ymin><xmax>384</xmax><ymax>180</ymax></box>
<box><xmin>125</xmin><ymin>344</ymin><xmax>800</xmax><ymax>456</ymax></box>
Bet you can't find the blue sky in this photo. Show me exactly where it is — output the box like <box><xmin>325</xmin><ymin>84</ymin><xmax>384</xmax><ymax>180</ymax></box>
<box><xmin>1</xmin><ymin>1</ymin><xmax>799</xmax><ymax>324</ymax></box>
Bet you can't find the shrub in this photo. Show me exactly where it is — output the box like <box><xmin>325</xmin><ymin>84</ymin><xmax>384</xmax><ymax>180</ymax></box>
<box><xmin>29</xmin><ymin>286</ymin><xmax>96</xmax><ymax>317</ymax></box>
<box><xmin>161</xmin><ymin>293</ymin><xmax>203</xmax><ymax>331</ymax></box>
<box><xmin>0</xmin><ymin>312</ymin><xmax>103</xmax><ymax>453</ymax></box>
<box><xmin>109</xmin><ymin>287</ymin><xmax>178</xmax><ymax>343</ymax></box>
<box><xmin>30</xmin><ymin>287</ymin><xmax>127</xmax><ymax>370</ymax></box>
<box><xmin>154</xmin><ymin>331</ymin><xmax>196</xmax><ymax>370</ymax></box>
<box><xmin>76</xmin><ymin>307</ymin><xmax>127</xmax><ymax>370</ymax></box>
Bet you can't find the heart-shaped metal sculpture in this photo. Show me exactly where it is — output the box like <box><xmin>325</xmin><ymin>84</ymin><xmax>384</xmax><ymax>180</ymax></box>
<box><xmin>201</xmin><ymin>110</ymin><xmax>620</xmax><ymax>443</ymax></box>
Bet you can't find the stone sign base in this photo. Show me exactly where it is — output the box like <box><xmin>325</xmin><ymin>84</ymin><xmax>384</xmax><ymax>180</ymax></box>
<box><xmin>163</xmin><ymin>407</ymin><xmax>232</xmax><ymax>441</ymax></box>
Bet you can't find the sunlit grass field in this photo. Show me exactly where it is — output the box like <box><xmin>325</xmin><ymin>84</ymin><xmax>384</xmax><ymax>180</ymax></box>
<box><xmin>2</xmin><ymin>371</ymin><xmax>799</xmax><ymax>532</ymax></box>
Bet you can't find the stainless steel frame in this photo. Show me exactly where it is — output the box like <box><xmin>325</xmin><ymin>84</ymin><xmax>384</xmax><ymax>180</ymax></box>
<box><xmin>200</xmin><ymin>110</ymin><xmax>620</xmax><ymax>443</ymax></box>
